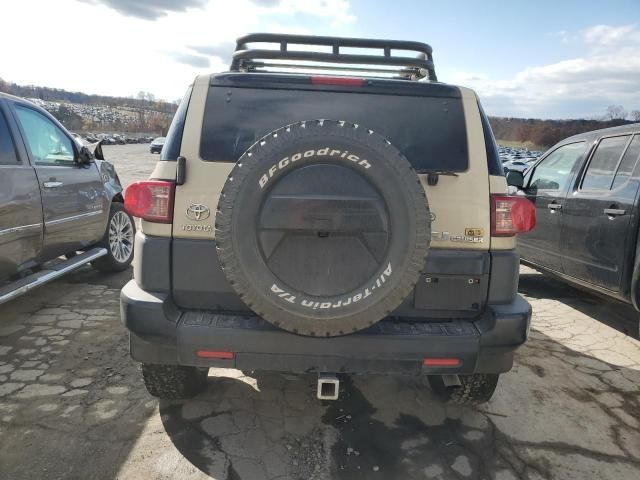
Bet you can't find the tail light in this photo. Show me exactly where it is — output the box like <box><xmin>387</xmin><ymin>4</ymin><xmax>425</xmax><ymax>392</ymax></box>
<box><xmin>491</xmin><ymin>195</ymin><xmax>536</xmax><ymax>236</ymax></box>
<box><xmin>124</xmin><ymin>180</ymin><xmax>175</xmax><ymax>223</ymax></box>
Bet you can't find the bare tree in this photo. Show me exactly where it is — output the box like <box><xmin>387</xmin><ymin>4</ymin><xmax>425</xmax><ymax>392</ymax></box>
<box><xmin>605</xmin><ymin>105</ymin><xmax>627</xmax><ymax>120</ymax></box>
<box><xmin>136</xmin><ymin>90</ymin><xmax>148</xmax><ymax>108</ymax></box>
<box><xmin>631</xmin><ymin>110</ymin><xmax>640</xmax><ymax>122</ymax></box>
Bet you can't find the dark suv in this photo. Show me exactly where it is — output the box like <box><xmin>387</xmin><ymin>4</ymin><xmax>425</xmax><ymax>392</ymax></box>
<box><xmin>509</xmin><ymin>123</ymin><xmax>640</xmax><ymax>317</ymax></box>
<box><xmin>121</xmin><ymin>34</ymin><xmax>536</xmax><ymax>405</ymax></box>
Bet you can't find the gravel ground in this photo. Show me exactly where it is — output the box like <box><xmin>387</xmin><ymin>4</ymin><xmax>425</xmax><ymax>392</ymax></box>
<box><xmin>0</xmin><ymin>144</ymin><xmax>639</xmax><ymax>480</ymax></box>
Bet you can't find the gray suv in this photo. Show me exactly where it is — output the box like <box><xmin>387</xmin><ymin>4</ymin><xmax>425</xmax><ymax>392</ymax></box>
<box><xmin>0</xmin><ymin>92</ymin><xmax>135</xmax><ymax>303</ymax></box>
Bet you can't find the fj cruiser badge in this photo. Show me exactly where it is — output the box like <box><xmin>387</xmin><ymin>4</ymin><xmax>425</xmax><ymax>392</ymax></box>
<box><xmin>185</xmin><ymin>203</ymin><xmax>210</xmax><ymax>221</ymax></box>
<box><xmin>431</xmin><ymin>231</ymin><xmax>484</xmax><ymax>243</ymax></box>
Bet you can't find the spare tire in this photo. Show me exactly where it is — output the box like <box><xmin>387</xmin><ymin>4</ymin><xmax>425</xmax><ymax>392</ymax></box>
<box><xmin>215</xmin><ymin>120</ymin><xmax>430</xmax><ymax>336</ymax></box>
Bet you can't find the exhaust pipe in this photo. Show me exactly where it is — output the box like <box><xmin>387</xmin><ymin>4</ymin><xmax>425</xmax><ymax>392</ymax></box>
<box><xmin>317</xmin><ymin>373</ymin><xmax>340</xmax><ymax>400</ymax></box>
<box><xmin>442</xmin><ymin>374</ymin><xmax>461</xmax><ymax>387</ymax></box>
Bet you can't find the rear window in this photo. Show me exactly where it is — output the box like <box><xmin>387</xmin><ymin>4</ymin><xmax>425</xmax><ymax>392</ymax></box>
<box><xmin>200</xmin><ymin>87</ymin><xmax>469</xmax><ymax>172</ymax></box>
<box><xmin>612</xmin><ymin>135</ymin><xmax>640</xmax><ymax>190</ymax></box>
<box><xmin>581</xmin><ymin>135</ymin><xmax>630</xmax><ymax>191</ymax></box>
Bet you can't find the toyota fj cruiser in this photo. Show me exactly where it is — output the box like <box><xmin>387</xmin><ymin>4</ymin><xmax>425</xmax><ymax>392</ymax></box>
<box><xmin>121</xmin><ymin>34</ymin><xmax>535</xmax><ymax>405</ymax></box>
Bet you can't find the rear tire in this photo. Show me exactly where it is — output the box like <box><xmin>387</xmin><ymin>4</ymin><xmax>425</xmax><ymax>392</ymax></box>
<box><xmin>141</xmin><ymin>364</ymin><xmax>208</xmax><ymax>400</ymax></box>
<box><xmin>92</xmin><ymin>202</ymin><xmax>135</xmax><ymax>273</ymax></box>
<box><xmin>426</xmin><ymin>374</ymin><xmax>499</xmax><ymax>405</ymax></box>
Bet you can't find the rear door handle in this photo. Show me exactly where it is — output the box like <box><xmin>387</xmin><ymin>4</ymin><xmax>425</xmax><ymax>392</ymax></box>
<box><xmin>547</xmin><ymin>203</ymin><xmax>562</xmax><ymax>210</ymax></box>
<box><xmin>43</xmin><ymin>181</ymin><xmax>63</xmax><ymax>188</ymax></box>
<box><xmin>603</xmin><ymin>208</ymin><xmax>626</xmax><ymax>216</ymax></box>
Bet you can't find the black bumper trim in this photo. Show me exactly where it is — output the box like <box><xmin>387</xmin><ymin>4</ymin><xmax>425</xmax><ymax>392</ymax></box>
<box><xmin>121</xmin><ymin>280</ymin><xmax>530</xmax><ymax>375</ymax></box>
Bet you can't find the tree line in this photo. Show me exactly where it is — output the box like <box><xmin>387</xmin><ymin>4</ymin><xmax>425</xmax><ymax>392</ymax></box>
<box><xmin>489</xmin><ymin>105</ymin><xmax>639</xmax><ymax>149</ymax></box>
<box><xmin>0</xmin><ymin>78</ymin><xmax>177</xmax><ymax>133</ymax></box>
<box><xmin>0</xmin><ymin>78</ymin><xmax>178</xmax><ymax>114</ymax></box>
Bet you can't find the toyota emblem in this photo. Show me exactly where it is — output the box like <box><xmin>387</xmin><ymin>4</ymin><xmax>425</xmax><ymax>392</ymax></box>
<box><xmin>186</xmin><ymin>203</ymin><xmax>210</xmax><ymax>221</ymax></box>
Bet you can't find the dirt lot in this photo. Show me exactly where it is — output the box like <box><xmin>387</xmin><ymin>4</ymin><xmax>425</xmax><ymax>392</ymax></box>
<box><xmin>1</xmin><ymin>144</ymin><xmax>639</xmax><ymax>480</ymax></box>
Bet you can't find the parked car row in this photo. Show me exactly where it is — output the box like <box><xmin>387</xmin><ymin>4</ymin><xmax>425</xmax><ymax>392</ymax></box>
<box><xmin>72</xmin><ymin>132</ymin><xmax>156</xmax><ymax>145</ymax></box>
<box><xmin>499</xmin><ymin>145</ymin><xmax>543</xmax><ymax>175</ymax></box>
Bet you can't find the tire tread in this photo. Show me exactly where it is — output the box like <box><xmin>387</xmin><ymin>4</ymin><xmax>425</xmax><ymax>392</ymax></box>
<box><xmin>141</xmin><ymin>364</ymin><xmax>208</xmax><ymax>400</ymax></box>
<box><xmin>427</xmin><ymin>374</ymin><xmax>499</xmax><ymax>405</ymax></box>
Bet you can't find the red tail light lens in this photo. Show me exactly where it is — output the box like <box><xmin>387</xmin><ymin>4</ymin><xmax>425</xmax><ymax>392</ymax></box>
<box><xmin>196</xmin><ymin>350</ymin><xmax>234</xmax><ymax>360</ymax></box>
<box><xmin>423</xmin><ymin>358</ymin><xmax>461</xmax><ymax>367</ymax></box>
<box><xmin>124</xmin><ymin>180</ymin><xmax>175</xmax><ymax>223</ymax></box>
<box><xmin>311</xmin><ymin>76</ymin><xmax>365</xmax><ymax>86</ymax></box>
<box><xmin>491</xmin><ymin>195</ymin><xmax>536</xmax><ymax>236</ymax></box>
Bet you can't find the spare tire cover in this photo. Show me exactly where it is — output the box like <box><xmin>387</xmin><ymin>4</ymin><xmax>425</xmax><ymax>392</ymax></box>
<box><xmin>215</xmin><ymin>120</ymin><xmax>430</xmax><ymax>336</ymax></box>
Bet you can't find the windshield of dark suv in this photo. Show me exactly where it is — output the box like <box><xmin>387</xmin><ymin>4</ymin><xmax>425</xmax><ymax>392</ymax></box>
<box><xmin>200</xmin><ymin>86</ymin><xmax>469</xmax><ymax>172</ymax></box>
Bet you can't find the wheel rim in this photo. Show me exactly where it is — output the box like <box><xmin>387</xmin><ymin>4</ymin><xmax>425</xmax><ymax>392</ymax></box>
<box><xmin>108</xmin><ymin>211</ymin><xmax>134</xmax><ymax>263</ymax></box>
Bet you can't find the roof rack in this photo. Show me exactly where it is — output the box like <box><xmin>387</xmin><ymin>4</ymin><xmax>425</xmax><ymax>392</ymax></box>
<box><xmin>230</xmin><ymin>33</ymin><xmax>437</xmax><ymax>81</ymax></box>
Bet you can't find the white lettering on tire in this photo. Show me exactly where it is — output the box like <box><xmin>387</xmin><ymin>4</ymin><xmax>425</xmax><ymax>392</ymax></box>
<box><xmin>269</xmin><ymin>263</ymin><xmax>392</xmax><ymax>310</ymax></box>
<box><xmin>258</xmin><ymin>147</ymin><xmax>372</xmax><ymax>189</ymax></box>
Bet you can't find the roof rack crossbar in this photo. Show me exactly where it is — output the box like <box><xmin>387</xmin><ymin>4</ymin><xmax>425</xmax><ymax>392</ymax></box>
<box><xmin>245</xmin><ymin>61</ymin><xmax>419</xmax><ymax>76</ymax></box>
<box><xmin>230</xmin><ymin>33</ymin><xmax>437</xmax><ymax>81</ymax></box>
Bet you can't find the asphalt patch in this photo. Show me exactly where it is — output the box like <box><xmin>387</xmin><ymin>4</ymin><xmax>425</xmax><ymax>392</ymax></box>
<box><xmin>323</xmin><ymin>376</ymin><xmax>487</xmax><ymax>479</ymax></box>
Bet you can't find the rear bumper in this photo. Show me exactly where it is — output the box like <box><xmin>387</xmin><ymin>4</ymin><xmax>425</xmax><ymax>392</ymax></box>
<box><xmin>121</xmin><ymin>280</ymin><xmax>531</xmax><ymax>375</ymax></box>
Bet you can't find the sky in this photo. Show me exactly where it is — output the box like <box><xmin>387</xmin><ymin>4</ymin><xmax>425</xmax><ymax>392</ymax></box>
<box><xmin>1</xmin><ymin>0</ymin><xmax>639</xmax><ymax>119</ymax></box>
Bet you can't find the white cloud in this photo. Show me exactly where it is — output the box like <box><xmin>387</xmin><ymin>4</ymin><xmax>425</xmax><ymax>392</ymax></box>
<box><xmin>583</xmin><ymin>24</ymin><xmax>640</xmax><ymax>47</ymax></box>
<box><xmin>80</xmin><ymin>0</ymin><xmax>355</xmax><ymax>24</ymax></box>
<box><xmin>0</xmin><ymin>0</ymin><xmax>355</xmax><ymax>101</ymax></box>
<box><xmin>453</xmin><ymin>24</ymin><xmax>640</xmax><ymax>119</ymax></box>
<box><xmin>79</xmin><ymin>0</ymin><xmax>209</xmax><ymax>20</ymax></box>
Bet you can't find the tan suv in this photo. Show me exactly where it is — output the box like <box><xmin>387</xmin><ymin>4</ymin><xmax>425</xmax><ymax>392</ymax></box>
<box><xmin>120</xmin><ymin>33</ymin><xmax>535</xmax><ymax>404</ymax></box>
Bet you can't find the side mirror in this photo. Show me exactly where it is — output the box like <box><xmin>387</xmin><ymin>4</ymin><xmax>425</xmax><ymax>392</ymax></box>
<box><xmin>77</xmin><ymin>145</ymin><xmax>93</xmax><ymax>164</ymax></box>
<box><xmin>506</xmin><ymin>171</ymin><xmax>524</xmax><ymax>188</ymax></box>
